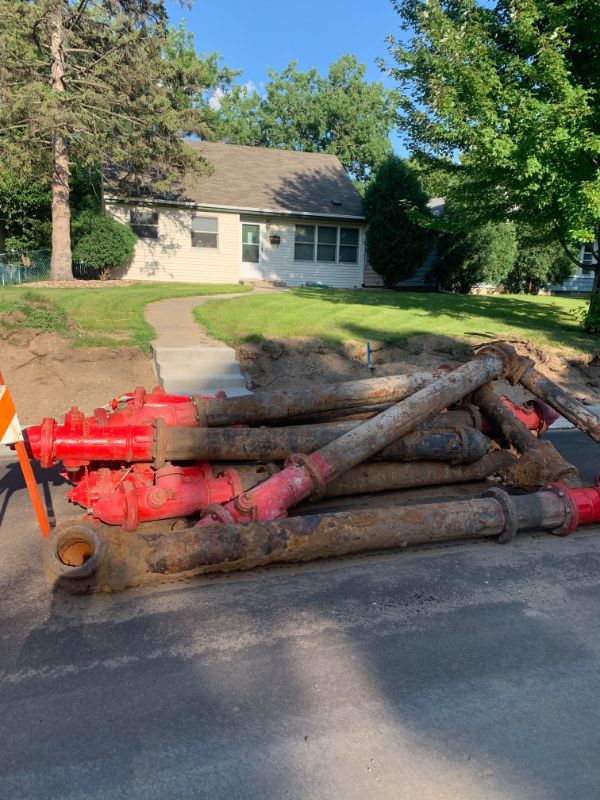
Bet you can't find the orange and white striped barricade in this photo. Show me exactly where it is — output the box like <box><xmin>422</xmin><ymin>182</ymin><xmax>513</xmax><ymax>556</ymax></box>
<box><xmin>0</xmin><ymin>384</ymin><xmax>24</xmax><ymax>447</ymax></box>
<box><xmin>0</xmin><ymin>376</ymin><xmax>51</xmax><ymax>537</ymax></box>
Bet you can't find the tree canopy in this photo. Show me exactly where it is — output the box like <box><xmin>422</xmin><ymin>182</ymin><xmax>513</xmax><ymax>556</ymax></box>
<box><xmin>0</xmin><ymin>2</ymin><xmax>230</xmax><ymax>279</ymax></box>
<box><xmin>387</xmin><ymin>0</ymin><xmax>600</xmax><ymax>328</ymax></box>
<box><xmin>215</xmin><ymin>55</ymin><xmax>395</xmax><ymax>182</ymax></box>
<box><xmin>435</xmin><ymin>220</ymin><xmax>518</xmax><ymax>293</ymax></box>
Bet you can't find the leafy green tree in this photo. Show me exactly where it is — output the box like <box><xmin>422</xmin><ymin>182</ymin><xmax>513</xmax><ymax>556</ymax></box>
<box><xmin>72</xmin><ymin>210</ymin><xmax>136</xmax><ymax>278</ymax></box>
<box><xmin>0</xmin><ymin>170</ymin><xmax>52</xmax><ymax>252</ymax></box>
<box><xmin>505</xmin><ymin>225</ymin><xmax>575</xmax><ymax>294</ymax></box>
<box><xmin>435</xmin><ymin>221</ymin><xmax>518</xmax><ymax>293</ymax></box>
<box><xmin>216</xmin><ymin>56</ymin><xmax>395</xmax><ymax>181</ymax></box>
<box><xmin>0</xmin><ymin>161</ymin><xmax>105</xmax><ymax>253</ymax></box>
<box><xmin>387</xmin><ymin>0</ymin><xmax>600</xmax><ymax>329</ymax></box>
<box><xmin>0</xmin><ymin>3</ymin><xmax>230</xmax><ymax>281</ymax></box>
<box><xmin>363</xmin><ymin>156</ymin><xmax>433</xmax><ymax>288</ymax></box>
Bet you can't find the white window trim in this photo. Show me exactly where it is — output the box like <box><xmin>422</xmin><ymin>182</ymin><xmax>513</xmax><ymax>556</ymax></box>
<box><xmin>294</xmin><ymin>224</ymin><xmax>360</xmax><ymax>265</ymax></box>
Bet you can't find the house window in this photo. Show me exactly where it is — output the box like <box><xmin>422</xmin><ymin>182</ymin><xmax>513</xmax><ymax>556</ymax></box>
<box><xmin>294</xmin><ymin>225</ymin><xmax>316</xmax><ymax>261</ymax></box>
<box><xmin>339</xmin><ymin>228</ymin><xmax>359</xmax><ymax>264</ymax></box>
<box><xmin>191</xmin><ymin>216</ymin><xmax>218</xmax><ymax>248</ymax></box>
<box><xmin>317</xmin><ymin>226</ymin><xmax>338</xmax><ymax>262</ymax></box>
<box><xmin>294</xmin><ymin>224</ymin><xmax>360</xmax><ymax>264</ymax></box>
<box><xmin>582</xmin><ymin>244</ymin><xmax>597</xmax><ymax>266</ymax></box>
<box><xmin>130</xmin><ymin>210</ymin><xmax>159</xmax><ymax>239</ymax></box>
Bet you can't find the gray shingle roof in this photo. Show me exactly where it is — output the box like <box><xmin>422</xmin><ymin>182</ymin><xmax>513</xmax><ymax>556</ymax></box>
<box><xmin>107</xmin><ymin>142</ymin><xmax>365</xmax><ymax>219</ymax></box>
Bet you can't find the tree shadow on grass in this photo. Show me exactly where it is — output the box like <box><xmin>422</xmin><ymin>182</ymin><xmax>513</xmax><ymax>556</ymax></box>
<box><xmin>290</xmin><ymin>288</ymin><xmax>593</xmax><ymax>350</ymax></box>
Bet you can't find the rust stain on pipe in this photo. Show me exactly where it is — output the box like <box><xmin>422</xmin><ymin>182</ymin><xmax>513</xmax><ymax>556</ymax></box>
<box><xmin>314</xmin><ymin>354</ymin><xmax>505</xmax><ymax>483</ymax></box>
<box><xmin>322</xmin><ymin>451</ymin><xmax>516</xmax><ymax>498</ymax></box>
<box><xmin>43</xmin><ymin>486</ymin><xmax>573</xmax><ymax>594</ymax></box>
<box><xmin>164</xmin><ymin>424</ymin><xmax>491</xmax><ymax>465</ymax></box>
<box><xmin>519</xmin><ymin>367</ymin><xmax>600</xmax><ymax>444</ymax></box>
<box><xmin>473</xmin><ymin>384</ymin><xmax>581</xmax><ymax>489</ymax></box>
<box><xmin>193</xmin><ymin>371</ymin><xmax>447</xmax><ymax>427</ymax></box>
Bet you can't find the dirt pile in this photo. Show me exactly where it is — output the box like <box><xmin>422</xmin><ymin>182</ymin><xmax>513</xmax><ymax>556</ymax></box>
<box><xmin>1</xmin><ymin>328</ymin><xmax>155</xmax><ymax>425</ymax></box>
<box><xmin>238</xmin><ymin>333</ymin><xmax>600</xmax><ymax>405</ymax></box>
<box><xmin>2</xmin><ymin>328</ymin><xmax>598</xmax><ymax>429</ymax></box>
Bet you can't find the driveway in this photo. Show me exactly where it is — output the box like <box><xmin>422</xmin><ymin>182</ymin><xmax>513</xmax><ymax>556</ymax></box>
<box><xmin>1</xmin><ymin>430</ymin><xmax>600</xmax><ymax>799</ymax></box>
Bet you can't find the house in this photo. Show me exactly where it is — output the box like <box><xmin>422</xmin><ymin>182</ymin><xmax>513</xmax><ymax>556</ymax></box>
<box><xmin>543</xmin><ymin>245</ymin><xmax>596</xmax><ymax>295</ymax></box>
<box><xmin>104</xmin><ymin>142</ymin><xmax>370</xmax><ymax>289</ymax></box>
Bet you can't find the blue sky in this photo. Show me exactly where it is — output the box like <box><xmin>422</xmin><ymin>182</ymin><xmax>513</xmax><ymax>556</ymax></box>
<box><xmin>166</xmin><ymin>0</ymin><xmax>406</xmax><ymax>154</ymax></box>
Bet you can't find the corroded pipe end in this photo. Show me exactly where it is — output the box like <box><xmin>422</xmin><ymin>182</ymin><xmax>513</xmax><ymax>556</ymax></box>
<box><xmin>475</xmin><ymin>341</ymin><xmax>533</xmax><ymax>385</ymax></box>
<box><xmin>43</xmin><ymin>521</ymin><xmax>103</xmax><ymax>587</ymax></box>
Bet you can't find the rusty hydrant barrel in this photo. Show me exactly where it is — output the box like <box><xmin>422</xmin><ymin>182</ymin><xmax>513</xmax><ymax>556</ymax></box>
<box><xmin>43</xmin><ymin>486</ymin><xmax>575</xmax><ymax>593</ymax></box>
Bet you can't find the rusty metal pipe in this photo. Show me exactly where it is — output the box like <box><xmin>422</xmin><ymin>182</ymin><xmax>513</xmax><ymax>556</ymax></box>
<box><xmin>476</xmin><ymin>341</ymin><xmax>600</xmax><ymax>444</ymax></box>
<box><xmin>322</xmin><ymin>451</ymin><xmax>516</xmax><ymax>497</ymax></box>
<box><xmin>313</xmin><ymin>354</ymin><xmax>505</xmax><ymax>483</ymax></box>
<box><xmin>194</xmin><ymin>353</ymin><xmax>507</xmax><ymax>525</ymax></box>
<box><xmin>194</xmin><ymin>371</ymin><xmax>447</xmax><ymax>427</ymax></box>
<box><xmin>473</xmin><ymin>385</ymin><xmax>581</xmax><ymax>489</ymax></box>
<box><xmin>164</xmin><ymin>424</ymin><xmax>491</xmax><ymax>464</ymax></box>
<box><xmin>44</xmin><ymin>485</ymin><xmax>575</xmax><ymax>593</ymax></box>
<box><xmin>518</xmin><ymin>365</ymin><xmax>600</xmax><ymax>444</ymax></box>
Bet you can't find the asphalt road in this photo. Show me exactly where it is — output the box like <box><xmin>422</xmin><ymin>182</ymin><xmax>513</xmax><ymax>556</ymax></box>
<box><xmin>1</xmin><ymin>430</ymin><xmax>600</xmax><ymax>800</ymax></box>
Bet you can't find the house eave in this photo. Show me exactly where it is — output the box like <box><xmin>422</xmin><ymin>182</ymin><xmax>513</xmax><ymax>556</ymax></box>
<box><xmin>103</xmin><ymin>195</ymin><xmax>366</xmax><ymax>222</ymax></box>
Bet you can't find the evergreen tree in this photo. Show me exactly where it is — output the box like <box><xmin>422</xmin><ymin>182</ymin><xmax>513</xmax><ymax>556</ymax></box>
<box><xmin>0</xmin><ymin>3</ymin><xmax>230</xmax><ymax>280</ymax></box>
<box><xmin>363</xmin><ymin>156</ymin><xmax>433</xmax><ymax>288</ymax></box>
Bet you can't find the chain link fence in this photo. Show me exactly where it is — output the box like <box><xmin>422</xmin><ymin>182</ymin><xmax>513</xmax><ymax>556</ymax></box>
<box><xmin>0</xmin><ymin>249</ymin><xmax>100</xmax><ymax>284</ymax></box>
<box><xmin>0</xmin><ymin>249</ymin><xmax>50</xmax><ymax>285</ymax></box>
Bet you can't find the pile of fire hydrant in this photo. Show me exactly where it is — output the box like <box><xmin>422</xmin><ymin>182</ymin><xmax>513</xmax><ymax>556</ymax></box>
<box><xmin>22</xmin><ymin>341</ymin><xmax>600</xmax><ymax>593</ymax></box>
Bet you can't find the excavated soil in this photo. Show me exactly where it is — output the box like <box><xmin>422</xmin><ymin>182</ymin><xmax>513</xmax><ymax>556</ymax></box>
<box><xmin>1</xmin><ymin>328</ymin><xmax>156</xmax><ymax>426</ymax></box>
<box><xmin>2</xmin><ymin>328</ymin><xmax>599</xmax><ymax>429</ymax></box>
<box><xmin>237</xmin><ymin>333</ymin><xmax>600</xmax><ymax>406</ymax></box>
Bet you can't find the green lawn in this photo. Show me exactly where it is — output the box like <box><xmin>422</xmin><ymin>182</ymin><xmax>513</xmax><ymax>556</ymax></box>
<box><xmin>194</xmin><ymin>288</ymin><xmax>596</xmax><ymax>354</ymax></box>
<box><xmin>0</xmin><ymin>283</ymin><xmax>250</xmax><ymax>351</ymax></box>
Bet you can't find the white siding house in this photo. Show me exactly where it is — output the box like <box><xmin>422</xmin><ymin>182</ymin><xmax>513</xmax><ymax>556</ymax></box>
<box><xmin>104</xmin><ymin>142</ymin><xmax>369</xmax><ymax>289</ymax></box>
<box><xmin>544</xmin><ymin>244</ymin><xmax>597</xmax><ymax>295</ymax></box>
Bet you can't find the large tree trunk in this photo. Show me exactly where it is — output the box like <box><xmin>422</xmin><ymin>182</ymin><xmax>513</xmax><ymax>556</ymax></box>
<box><xmin>49</xmin><ymin>0</ymin><xmax>72</xmax><ymax>281</ymax></box>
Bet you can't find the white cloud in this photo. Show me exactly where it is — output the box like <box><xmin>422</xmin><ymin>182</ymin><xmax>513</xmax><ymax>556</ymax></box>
<box><xmin>208</xmin><ymin>87</ymin><xmax>226</xmax><ymax>110</ymax></box>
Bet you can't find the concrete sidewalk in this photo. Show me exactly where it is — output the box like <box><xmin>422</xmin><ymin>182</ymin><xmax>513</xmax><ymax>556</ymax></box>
<box><xmin>145</xmin><ymin>288</ymin><xmax>284</xmax><ymax>397</ymax></box>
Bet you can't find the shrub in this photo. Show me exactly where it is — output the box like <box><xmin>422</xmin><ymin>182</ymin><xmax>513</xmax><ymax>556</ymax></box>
<box><xmin>435</xmin><ymin>221</ymin><xmax>518</xmax><ymax>293</ymax></box>
<box><xmin>363</xmin><ymin>156</ymin><xmax>433</xmax><ymax>289</ymax></box>
<box><xmin>72</xmin><ymin>211</ymin><xmax>136</xmax><ymax>278</ymax></box>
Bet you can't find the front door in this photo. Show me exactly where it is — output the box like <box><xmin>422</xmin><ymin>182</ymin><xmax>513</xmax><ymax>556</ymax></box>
<box><xmin>241</xmin><ymin>223</ymin><xmax>263</xmax><ymax>280</ymax></box>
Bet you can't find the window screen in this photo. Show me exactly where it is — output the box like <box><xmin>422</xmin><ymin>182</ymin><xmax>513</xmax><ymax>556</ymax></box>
<box><xmin>130</xmin><ymin>210</ymin><xmax>159</xmax><ymax>239</ymax></box>
<box><xmin>294</xmin><ymin>225</ymin><xmax>316</xmax><ymax>261</ymax></box>
<box><xmin>317</xmin><ymin>227</ymin><xmax>337</xmax><ymax>262</ymax></box>
<box><xmin>339</xmin><ymin>228</ymin><xmax>359</xmax><ymax>264</ymax></box>
<box><xmin>191</xmin><ymin>216</ymin><xmax>218</xmax><ymax>248</ymax></box>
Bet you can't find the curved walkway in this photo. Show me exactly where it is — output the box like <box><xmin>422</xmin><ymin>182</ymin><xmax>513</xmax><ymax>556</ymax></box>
<box><xmin>145</xmin><ymin>287</ymin><xmax>285</xmax><ymax>396</ymax></box>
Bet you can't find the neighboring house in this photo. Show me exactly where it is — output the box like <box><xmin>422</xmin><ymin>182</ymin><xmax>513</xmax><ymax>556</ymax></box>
<box><xmin>544</xmin><ymin>244</ymin><xmax>597</xmax><ymax>295</ymax></box>
<box><xmin>104</xmin><ymin>142</ymin><xmax>369</xmax><ymax>289</ymax></box>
